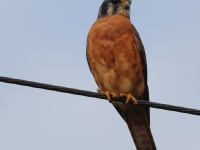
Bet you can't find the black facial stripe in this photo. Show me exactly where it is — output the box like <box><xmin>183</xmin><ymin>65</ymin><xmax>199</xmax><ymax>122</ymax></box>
<box><xmin>124</xmin><ymin>4</ymin><xmax>130</xmax><ymax>10</ymax></box>
<box><xmin>111</xmin><ymin>0</ymin><xmax>118</xmax><ymax>4</ymax></box>
<box><xmin>100</xmin><ymin>2</ymin><xmax>108</xmax><ymax>16</ymax></box>
<box><xmin>113</xmin><ymin>4</ymin><xmax>119</xmax><ymax>15</ymax></box>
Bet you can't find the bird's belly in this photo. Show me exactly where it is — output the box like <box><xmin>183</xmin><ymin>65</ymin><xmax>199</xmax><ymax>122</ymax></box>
<box><xmin>88</xmin><ymin>37</ymin><xmax>145</xmax><ymax>98</ymax></box>
<box><xmin>93</xmin><ymin>53</ymin><xmax>144</xmax><ymax>98</ymax></box>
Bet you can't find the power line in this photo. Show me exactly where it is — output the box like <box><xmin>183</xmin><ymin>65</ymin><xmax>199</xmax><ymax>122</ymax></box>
<box><xmin>0</xmin><ymin>76</ymin><xmax>200</xmax><ymax>116</ymax></box>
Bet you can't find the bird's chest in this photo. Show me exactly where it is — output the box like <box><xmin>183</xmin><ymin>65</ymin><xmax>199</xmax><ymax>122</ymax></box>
<box><xmin>87</xmin><ymin>16</ymin><xmax>145</xmax><ymax>97</ymax></box>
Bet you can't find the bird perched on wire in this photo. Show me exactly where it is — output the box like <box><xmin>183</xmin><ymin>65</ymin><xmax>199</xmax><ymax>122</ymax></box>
<box><xmin>86</xmin><ymin>0</ymin><xmax>156</xmax><ymax>149</ymax></box>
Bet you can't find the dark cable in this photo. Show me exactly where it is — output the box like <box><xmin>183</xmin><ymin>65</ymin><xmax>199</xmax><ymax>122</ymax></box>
<box><xmin>0</xmin><ymin>76</ymin><xmax>200</xmax><ymax>116</ymax></box>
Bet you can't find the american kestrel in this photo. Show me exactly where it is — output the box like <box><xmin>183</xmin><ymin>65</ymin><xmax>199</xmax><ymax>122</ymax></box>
<box><xmin>86</xmin><ymin>0</ymin><xmax>156</xmax><ymax>149</ymax></box>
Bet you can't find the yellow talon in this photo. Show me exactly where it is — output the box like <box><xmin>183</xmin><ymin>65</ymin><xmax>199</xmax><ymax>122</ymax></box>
<box><xmin>120</xmin><ymin>93</ymin><xmax>138</xmax><ymax>104</ymax></box>
<box><xmin>98</xmin><ymin>89</ymin><xmax>116</xmax><ymax>102</ymax></box>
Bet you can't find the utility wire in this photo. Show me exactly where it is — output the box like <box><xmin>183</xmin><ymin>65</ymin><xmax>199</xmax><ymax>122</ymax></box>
<box><xmin>0</xmin><ymin>76</ymin><xmax>200</xmax><ymax>116</ymax></box>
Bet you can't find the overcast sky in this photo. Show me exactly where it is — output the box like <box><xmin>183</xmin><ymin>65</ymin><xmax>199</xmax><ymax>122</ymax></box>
<box><xmin>1</xmin><ymin>0</ymin><xmax>200</xmax><ymax>150</ymax></box>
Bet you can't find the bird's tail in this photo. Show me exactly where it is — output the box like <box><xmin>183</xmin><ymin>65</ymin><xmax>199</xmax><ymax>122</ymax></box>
<box><xmin>123</xmin><ymin>105</ymin><xmax>156</xmax><ymax>150</ymax></box>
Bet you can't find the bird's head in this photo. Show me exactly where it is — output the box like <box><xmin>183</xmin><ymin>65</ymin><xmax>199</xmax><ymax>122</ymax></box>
<box><xmin>97</xmin><ymin>0</ymin><xmax>132</xmax><ymax>19</ymax></box>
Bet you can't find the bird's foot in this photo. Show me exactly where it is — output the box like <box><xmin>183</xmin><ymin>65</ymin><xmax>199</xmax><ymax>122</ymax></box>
<box><xmin>120</xmin><ymin>93</ymin><xmax>138</xmax><ymax>104</ymax></box>
<box><xmin>97</xmin><ymin>89</ymin><xmax>116</xmax><ymax>102</ymax></box>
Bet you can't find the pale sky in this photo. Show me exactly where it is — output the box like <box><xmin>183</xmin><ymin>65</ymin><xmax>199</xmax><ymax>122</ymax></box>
<box><xmin>1</xmin><ymin>0</ymin><xmax>200</xmax><ymax>150</ymax></box>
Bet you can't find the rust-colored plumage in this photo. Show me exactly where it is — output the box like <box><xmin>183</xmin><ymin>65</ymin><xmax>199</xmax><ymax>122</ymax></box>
<box><xmin>86</xmin><ymin>0</ymin><xmax>156</xmax><ymax>149</ymax></box>
<box><xmin>87</xmin><ymin>15</ymin><xmax>144</xmax><ymax>97</ymax></box>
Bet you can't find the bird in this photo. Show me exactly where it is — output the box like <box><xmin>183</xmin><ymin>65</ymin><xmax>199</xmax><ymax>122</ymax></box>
<box><xmin>86</xmin><ymin>0</ymin><xmax>156</xmax><ymax>149</ymax></box>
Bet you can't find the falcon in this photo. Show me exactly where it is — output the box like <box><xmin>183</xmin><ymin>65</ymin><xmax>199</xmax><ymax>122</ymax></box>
<box><xmin>86</xmin><ymin>0</ymin><xmax>156</xmax><ymax>149</ymax></box>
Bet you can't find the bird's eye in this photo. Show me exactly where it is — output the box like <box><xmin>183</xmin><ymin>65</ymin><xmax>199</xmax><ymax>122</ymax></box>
<box><xmin>111</xmin><ymin>0</ymin><xmax>118</xmax><ymax>4</ymax></box>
